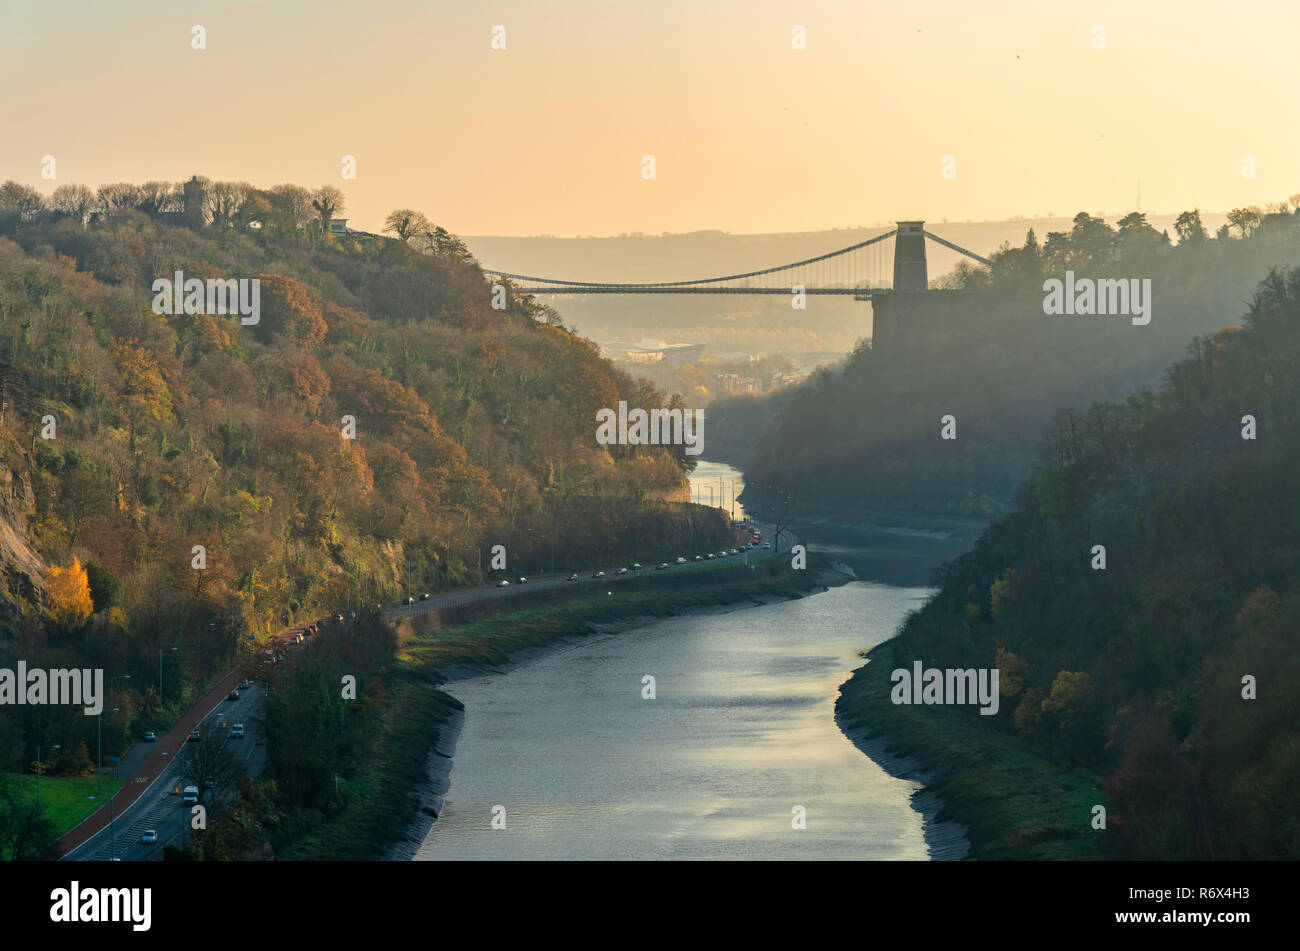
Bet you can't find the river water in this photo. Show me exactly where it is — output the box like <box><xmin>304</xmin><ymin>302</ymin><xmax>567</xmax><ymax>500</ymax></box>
<box><xmin>415</xmin><ymin>580</ymin><xmax>944</xmax><ymax>861</ymax></box>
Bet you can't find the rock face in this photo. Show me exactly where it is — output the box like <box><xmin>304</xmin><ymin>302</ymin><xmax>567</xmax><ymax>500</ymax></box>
<box><xmin>0</xmin><ymin>454</ymin><xmax>46</xmax><ymax>607</ymax></box>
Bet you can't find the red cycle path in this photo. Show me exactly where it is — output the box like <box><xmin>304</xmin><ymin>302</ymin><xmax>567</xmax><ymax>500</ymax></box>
<box><xmin>55</xmin><ymin>669</ymin><xmax>243</xmax><ymax>857</ymax></box>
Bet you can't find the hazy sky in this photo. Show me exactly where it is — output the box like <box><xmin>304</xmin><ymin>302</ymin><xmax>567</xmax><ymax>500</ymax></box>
<box><xmin>3</xmin><ymin>0</ymin><xmax>1297</xmax><ymax>236</ymax></box>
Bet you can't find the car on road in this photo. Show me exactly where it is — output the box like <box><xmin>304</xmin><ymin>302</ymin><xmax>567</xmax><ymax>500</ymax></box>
<box><xmin>187</xmin><ymin>730</ymin><xmax>201</xmax><ymax>742</ymax></box>
<box><xmin>656</xmin><ymin>562</ymin><xmax>669</xmax><ymax>570</ymax></box>
<box><xmin>231</xmin><ymin>724</ymin><xmax>245</xmax><ymax>738</ymax></box>
<box><xmin>705</xmin><ymin>553</ymin><xmax>715</xmax><ymax>560</ymax></box>
<box><xmin>404</xmin><ymin>596</ymin><xmax>415</xmax><ymax>605</ymax></box>
<box><xmin>675</xmin><ymin>556</ymin><xmax>687</xmax><ymax>564</ymax></box>
<box><xmin>517</xmin><ymin>577</ymin><xmax>528</xmax><ymax>584</ymax></box>
<box><xmin>497</xmin><ymin>579</ymin><xmax>510</xmax><ymax>587</ymax></box>
<box><xmin>592</xmin><ymin>570</ymin><xmax>606</xmax><ymax>578</ymax></box>
<box><xmin>182</xmin><ymin>786</ymin><xmax>199</xmax><ymax>805</ymax></box>
<box><xmin>566</xmin><ymin>574</ymin><xmax>579</xmax><ymax>582</ymax></box>
<box><xmin>227</xmin><ymin>690</ymin><xmax>240</xmax><ymax>700</ymax></box>
<box><xmin>143</xmin><ymin>731</ymin><xmax>156</xmax><ymax>742</ymax></box>
<box><xmin>728</xmin><ymin>548</ymin><xmax>739</xmax><ymax>555</ymax></box>
<box><xmin>763</xmin><ymin>542</ymin><xmax>771</xmax><ymax>549</ymax></box>
<box><xmin>615</xmin><ymin>567</ymin><xmax>629</xmax><ymax>575</ymax></box>
<box><xmin>630</xmin><ymin>563</ymin><xmax>642</xmax><ymax>571</ymax></box>
<box><xmin>693</xmin><ymin>555</ymin><xmax>702</xmax><ymax>561</ymax></box>
<box><xmin>419</xmin><ymin>593</ymin><xmax>430</xmax><ymax>601</ymax></box>
<box><xmin>140</xmin><ymin>830</ymin><xmax>158</xmax><ymax>844</ymax></box>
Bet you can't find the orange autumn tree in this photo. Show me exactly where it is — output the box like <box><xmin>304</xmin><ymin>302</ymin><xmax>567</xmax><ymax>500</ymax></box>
<box><xmin>46</xmin><ymin>557</ymin><xmax>94</xmax><ymax>628</ymax></box>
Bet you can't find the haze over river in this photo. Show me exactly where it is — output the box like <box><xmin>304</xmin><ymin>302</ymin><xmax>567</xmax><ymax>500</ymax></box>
<box><xmin>417</xmin><ymin>580</ymin><xmax>945</xmax><ymax>861</ymax></box>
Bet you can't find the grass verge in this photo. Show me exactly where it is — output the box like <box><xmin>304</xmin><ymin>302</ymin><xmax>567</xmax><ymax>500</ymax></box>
<box><xmin>836</xmin><ymin>640</ymin><xmax>1106</xmax><ymax>860</ymax></box>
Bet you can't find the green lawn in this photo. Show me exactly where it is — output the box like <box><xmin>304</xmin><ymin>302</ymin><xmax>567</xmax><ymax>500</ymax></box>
<box><xmin>0</xmin><ymin>772</ymin><xmax>125</xmax><ymax>859</ymax></box>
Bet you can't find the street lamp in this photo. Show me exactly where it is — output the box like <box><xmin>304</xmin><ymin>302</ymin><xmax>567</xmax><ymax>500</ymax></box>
<box><xmin>35</xmin><ymin>744</ymin><xmax>60</xmax><ymax>810</ymax></box>
<box><xmin>96</xmin><ymin>707</ymin><xmax>119</xmax><ymax>797</ymax></box>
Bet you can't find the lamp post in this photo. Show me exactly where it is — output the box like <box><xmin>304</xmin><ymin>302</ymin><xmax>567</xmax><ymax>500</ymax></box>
<box><xmin>36</xmin><ymin>744</ymin><xmax>60</xmax><ymax>810</ymax></box>
<box><xmin>95</xmin><ymin>707</ymin><xmax>119</xmax><ymax>797</ymax></box>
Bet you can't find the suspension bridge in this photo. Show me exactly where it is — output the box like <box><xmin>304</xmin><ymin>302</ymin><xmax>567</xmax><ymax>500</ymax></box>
<box><xmin>483</xmin><ymin>221</ymin><xmax>993</xmax><ymax>297</ymax></box>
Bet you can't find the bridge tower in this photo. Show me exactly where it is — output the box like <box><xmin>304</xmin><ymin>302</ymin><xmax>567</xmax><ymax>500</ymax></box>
<box><xmin>892</xmin><ymin>221</ymin><xmax>928</xmax><ymax>291</ymax></box>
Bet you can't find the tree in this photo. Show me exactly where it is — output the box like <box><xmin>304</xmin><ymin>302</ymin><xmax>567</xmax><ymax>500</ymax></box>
<box><xmin>46</xmin><ymin>557</ymin><xmax>94</xmax><ymax>629</ymax></box>
<box><xmin>178</xmin><ymin>734</ymin><xmax>244</xmax><ymax>807</ymax></box>
<box><xmin>1226</xmin><ymin>206</ymin><xmax>1262</xmax><ymax>240</ymax></box>
<box><xmin>0</xmin><ymin>776</ymin><xmax>56</xmax><ymax>860</ymax></box>
<box><xmin>1173</xmin><ymin>209</ymin><xmax>1208</xmax><ymax>246</ymax></box>
<box><xmin>96</xmin><ymin>182</ymin><xmax>142</xmax><ymax>213</ymax></box>
<box><xmin>311</xmin><ymin>186</ymin><xmax>346</xmax><ymax>235</ymax></box>
<box><xmin>0</xmin><ymin>182</ymin><xmax>46</xmax><ymax>227</ymax></box>
<box><xmin>50</xmin><ymin>184</ymin><xmax>95</xmax><ymax>226</ymax></box>
<box><xmin>384</xmin><ymin>208</ymin><xmax>431</xmax><ymax>244</ymax></box>
<box><xmin>267</xmin><ymin>184</ymin><xmax>314</xmax><ymax>238</ymax></box>
<box><xmin>205</xmin><ymin>181</ymin><xmax>251</xmax><ymax>228</ymax></box>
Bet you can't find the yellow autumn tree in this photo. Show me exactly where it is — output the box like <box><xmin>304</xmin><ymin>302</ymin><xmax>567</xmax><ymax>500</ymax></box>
<box><xmin>46</xmin><ymin>557</ymin><xmax>94</xmax><ymax>628</ymax></box>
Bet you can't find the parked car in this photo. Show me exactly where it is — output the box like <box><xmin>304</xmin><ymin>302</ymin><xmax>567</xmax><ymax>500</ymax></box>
<box><xmin>497</xmin><ymin>579</ymin><xmax>511</xmax><ymax>587</ymax></box>
<box><xmin>140</xmin><ymin>830</ymin><xmax>158</xmax><ymax>844</ymax></box>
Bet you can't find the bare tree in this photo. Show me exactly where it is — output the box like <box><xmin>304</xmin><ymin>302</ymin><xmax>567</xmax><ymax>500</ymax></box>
<box><xmin>50</xmin><ymin>184</ymin><xmax>95</xmax><ymax>225</ymax></box>
<box><xmin>206</xmin><ymin>181</ymin><xmax>251</xmax><ymax>229</ymax></box>
<box><xmin>311</xmin><ymin>186</ymin><xmax>346</xmax><ymax>235</ymax></box>
<box><xmin>267</xmin><ymin>184</ymin><xmax>314</xmax><ymax>237</ymax></box>
<box><xmin>384</xmin><ymin>208</ymin><xmax>431</xmax><ymax>244</ymax></box>
<box><xmin>178</xmin><ymin>733</ymin><xmax>245</xmax><ymax>808</ymax></box>
<box><xmin>138</xmin><ymin>181</ymin><xmax>179</xmax><ymax>216</ymax></box>
<box><xmin>0</xmin><ymin>181</ymin><xmax>47</xmax><ymax>224</ymax></box>
<box><xmin>96</xmin><ymin>182</ymin><xmax>142</xmax><ymax>213</ymax></box>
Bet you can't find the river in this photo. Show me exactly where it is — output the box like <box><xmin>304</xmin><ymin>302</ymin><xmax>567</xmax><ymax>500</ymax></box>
<box><xmin>416</xmin><ymin>578</ymin><xmax>960</xmax><ymax>861</ymax></box>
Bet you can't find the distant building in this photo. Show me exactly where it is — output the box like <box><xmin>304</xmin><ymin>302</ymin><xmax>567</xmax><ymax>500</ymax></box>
<box><xmin>711</xmin><ymin>373</ymin><xmax>761</xmax><ymax>396</ymax></box>
<box><xmin>182</xmin><ymin>176</ymin><xmax>204</xmax><ymax>231</ymax></box>
<box><xmin>328</xmin><ymin>218</ymin><xmax>350</xmax><ymax>234</ymax></box>
<box><xmin>601</xmin><ymin>341</ymin><xmax>705</xmax><ymax>394</ymax></box>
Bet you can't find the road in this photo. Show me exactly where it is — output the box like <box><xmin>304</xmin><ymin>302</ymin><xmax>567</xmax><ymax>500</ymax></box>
<box><xmin>60</xmin><ymin>679</ymin><xmax>266</xmax><ymax>861</ymax></box>
<box><xmin>385</xmin><ymin>519</ymin><xmax>792</xmax><ymax>621</ymax></box>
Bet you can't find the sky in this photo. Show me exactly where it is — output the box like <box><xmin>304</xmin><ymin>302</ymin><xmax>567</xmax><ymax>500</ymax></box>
<box><xmin>3</xmin><ymin>0</ymin><xmax>1298</xmax><ymax>237</ymax></box>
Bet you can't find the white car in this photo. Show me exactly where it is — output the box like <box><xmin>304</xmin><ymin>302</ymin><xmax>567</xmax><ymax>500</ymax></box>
<box><xmin>140</xmin><ymin>830</ymin><xmax>158</xmax><ymax>844</ymax></box>
<box><xmin>231</xmin><ymin>724</ymin><xmax>245</xmax><ymax>738</ymax></box>
<box><xmin>497</xmin><ymin>579</ymin><xmax>510</xmax><ymax>587</ymax></box>
<box><xmin>675</xmin><ymin>556</ymin><xmax>687</xmax><ymax>564</ymax></box>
